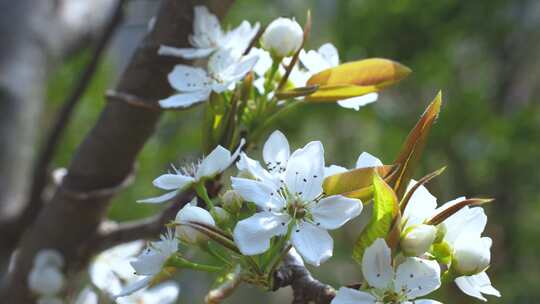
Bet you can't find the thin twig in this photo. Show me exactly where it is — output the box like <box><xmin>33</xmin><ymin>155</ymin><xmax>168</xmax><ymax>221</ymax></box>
<box><xmin>22</xmin><ymin>0</ymin><xmax>127</xmax><ymax>231</ymax></box>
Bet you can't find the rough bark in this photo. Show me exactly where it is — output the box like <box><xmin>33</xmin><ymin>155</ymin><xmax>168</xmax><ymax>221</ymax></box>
<box><xmin>0</xmin><ymin>0</ymin><xmax>118</xmax><ymax>271</ymax></box>
<box><xmin>1</xmin><ymin>1</ymin><xmax>233</xmax><ymax>303</ymax></box>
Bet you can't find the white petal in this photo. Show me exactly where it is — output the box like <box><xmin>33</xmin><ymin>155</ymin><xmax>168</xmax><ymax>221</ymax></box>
<box><xmin>224</xmin><ymin>54</ymin><xmax>259</xmax><ymax>83</ymax></box>
<box><xmin>441</xmin><ymin>201</ymin><xmax>486</xmax><ymax>244</ymax></box>
<box><xmin>224</xmin><ymin>21</ymin><xmax>261</xmax><ymax>55</ymax></box>
<box><xmin>158</xmin><ymin>91</ymin><xmax>210</xmax><ymax>109</ymax></box>
<box><xmin>291</xmin><ymin>222</ymin><xmax>333</xmax><ymax>266</ymax></box>
<box><xmin>455</xmin><ymin>271</ymin><xmax>500</xmax><ymax>301</ymax></box>
<box><xmin>248</xmin><ymin>47</ymin><xmax>273</xmax><ymax>76</ymax></box>
<box><xmin>318</xmin><ymin>43</ymin><xmax>340</xmax><ymax>67</ymax></box>
<box><xmin>331</xmin><ymin>287</ymin><xmax>377</xmax><ymax>304</ymax></box>
<box><xmin>130</xmin><ymin>250</ymin><xmax>165</xmax><ymax>276</ymax></box>
<box><xmin>115</xmin><ymin>276</ymin><xmax>152</xmax><ymax>298</ymax></box>
<box><xmin>231</xmin><ymin>177</ymin><xmax>284</xmax><ymax>210</ymax></box>
<box><xmin>263</xmin><ymin>130</ymin><xmax>290</xmax><ymax>172</ymax></box>
<box><xmin>236</xmin><ymin>153</ymin><xmax>279</xmax><ymax>186</ymax></box>
<box><xmin>233</xmin><ymin>212</ymin><xmax>289</xmax><ymax>255</ymax></box>
<box><xmin>300</xmin><ymin>48</ymin><xmax>331</xmax><ymax>74</ymax></box>
<box><xmin>285</xmin><ymin>141</ymin><xmax>325</xmax><ymax>202</ymax></box>
<box><xmin>141</xmin><ymin>282</ymin><xmax>180</xmax><ymax>304</ymax></box>
<box><xmin>337</xmin><ymin>93</ymin><xmax>379</xmax><ymax>111</ymax></box>
<box><xmin>403</xmin><ymin>181</ymin><xmax>438</xmax><ymax>228</ymax></box>
<box><xmin>413</xmin><ymin>300</ymin><xmax>443</xmax><ymax>304</ymax></box>
<box><xmin>395</xmin><ymin>258</ymin><xmax>441</xmax><ymax>299</ymax></box>
<box><xmin>355</xmin><ymin>152</ymin><xmax>383</xmax><ymax>169</ymax></box>
<box><xmin>361</xmin><ymin>238</ymin><xmax>393</xmax><ymax>289</ymax></box>
<box><xmin>324</xmin><ymin>165</ymin><xmax>348</xmax><ymax>177</ymax></box>
<box><xmin>158</xmin><ymin>45</ymin><xmax>214</xmax><ymax>59</ymax></box>
<box><xmin>167</xmin><ymin>64</ymin><xmax>211</xmax><ymax>92</ymax></box>
<box><xmin>74</xmin><ymin>287</ymin><xmax>98</xmax><ymax>304</ymax></box>
<box><xmin>310</xmin><ymin>195</ymin><xmax>362</xmax><ymax>230</ymax></box>
<box><xmin>196</xmin><ymin>145</ymin><xmax>231</xmax><ymax>180</ymax></box>
<box><xmin>137</xmin><ymin>190</ymin><xmax>179</xmax><ymax>204</ymax></box>
<box><xmin>152</xmin><ymin>174</ymin><xmax>193</xmax><ymax>190</ymax></box>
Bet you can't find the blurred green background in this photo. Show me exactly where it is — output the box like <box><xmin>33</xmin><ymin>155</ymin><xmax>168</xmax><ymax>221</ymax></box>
<box><xmin>44</xmin><ymin>0</ymin><xmax>540</xmax><ymax>303</ymax></box>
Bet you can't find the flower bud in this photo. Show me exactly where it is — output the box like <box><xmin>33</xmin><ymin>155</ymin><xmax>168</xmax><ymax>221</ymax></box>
<box><xmin>211</xmin><ymin>207</ymin><xmax>231</xmax><ymax>226</ymax></box>
<box><xmin>261</xmin><ymin>17</ymin><xmax>303</xmax><ymax>57</ymax></box>
<box><xmin>175</xmin><ymin>202</ymin><xmax>216</xmax><ymax>244</ymax></box>
<box><xmin>400</xmin><ymin>224</ymin><xmax>437</xmax><ymax>257</ymax></box>
<box><xmin>28</xmin><ymin>266</ymin><xmax>64</xmax><ymax>296</ymax></box>
<box><xmin>221</xmin><ymin>190</ymin><xmax>243</xmax><ymax>213</ymax></box>
<box><xmin>452</xmin><ymin>236</ymin><xmax>491</xmax><ymax>275</ymax></box>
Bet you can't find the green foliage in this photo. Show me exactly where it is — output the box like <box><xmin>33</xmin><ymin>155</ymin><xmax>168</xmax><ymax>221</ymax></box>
<box><xmin>353</xmin><ymin>173</ymin><xmax>399</xmax><ymax>262</ymax></box>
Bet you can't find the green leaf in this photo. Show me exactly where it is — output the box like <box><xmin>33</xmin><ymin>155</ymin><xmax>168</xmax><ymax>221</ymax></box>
<box><xmin>388</xmin><ymin>92</ymin><xmax>443</xmax><ymax>199</ymax></box>
<box><xmin>353</xmin><ymin>173</ymin><xmax>399</xmax><ymax>263</ymax></box>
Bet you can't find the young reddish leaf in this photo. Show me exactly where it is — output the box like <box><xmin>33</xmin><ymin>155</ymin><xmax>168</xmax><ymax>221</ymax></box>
<box><xmin>400</xmin><ymin>166</ymin><xmax>446</xmax><ymax>213</ymax></box>
<box><xmin>427</xmin><ymin>198</ymin><xmax>494</xmax><ymax>225</ymax></box>
<box><xmin>388</xmin><ymin>92</ymin><xmax>443</xmax><ymax>199</ymax></box>
<box><xmin>352</xmin><ymin>173</ymin><xmax>399</xmax><ymax>263</ymax></box>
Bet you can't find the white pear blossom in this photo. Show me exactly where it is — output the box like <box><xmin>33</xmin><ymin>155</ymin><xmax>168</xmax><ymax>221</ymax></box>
<box><xmin>261</xmin><ymin>17</ymin><xmax>303</xmax><ymax>57</ymax></box>
<box><xmin>286</xmin><ymin>43</ymin><xmax>379</xmax><ymax>110</ymax></box>
<box><xmin>28</xmin><ymin>250</ymin><xmax>65</xmax><ymax>297</ymax></box>
<box><xmin>331</xmin><ymin>239</ymin><xmax>442</xmax><ymax>304</ymax></box>
<box><xmin>160</xmin><ymin>49</ymin><xmax>258</xmax><ymax>108</ymax></box>
<box><xmin>138</xmin><ymin>139</ymin><xmax>245</xmax><ymax>204</ymax></box>
<box><xmin>87</xmin><ymin>240</ymin><xmax>180</xmax><ymax>304</ymax></box>
<box><xmin>402</xmin><ymin>182</ymin><xmax>500</xmax><ymax>301</ymax></box>
<box><xmin>158</xmin><ymin>6</ymin><xmax>259</xmax><ymax>59</ymax></box>
<box><xmin>116</xmin><ymin>229</ymin><xmax>179</xmax><ymax>298</ymax></box>
<box><xmin>175</xmin><ymin>199</ymin><xmax>216</xmax><ymax>243</ymax></box>
<box><xmin>401</xmin><ymin>224</ymin><xmax>437</xmax><ymax>257</ymax></box>
<box><xmin>232</xmin><ymin>131</ymin><xmax>362</xmax><ymax>266</ymax></box>
<box><xmin>324</xmin><ymin>151</ymin><xmax>384</xmax><ymax>177</ymax></box>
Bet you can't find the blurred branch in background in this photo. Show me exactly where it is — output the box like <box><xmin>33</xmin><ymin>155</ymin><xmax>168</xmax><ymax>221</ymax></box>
<box><xmin>0</xmin><ymin>0</ymin><xmax>118</xmax><ymax>273</ymax></box>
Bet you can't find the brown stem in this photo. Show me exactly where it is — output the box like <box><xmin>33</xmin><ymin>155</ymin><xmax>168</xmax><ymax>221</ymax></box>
<box><xmin>0</xmin><ymin>1</ymin><xmax>235</xmax><ymax>302</ymax></box>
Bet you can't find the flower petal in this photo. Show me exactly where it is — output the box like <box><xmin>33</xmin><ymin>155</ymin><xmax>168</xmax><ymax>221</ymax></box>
<box><xmin>74</xmin><ymin>287</ymin><xmax>98</xmax><ymax>304</ymax></box>
<box><xmin>285</xmin><ymin>141</ymin><xmax>325</xmax><ymax>202</ymax></box>
<box><xmin>318</xmin><ymin>43</ymin><xmax>340</xmax><ymax>67</ymax></box>
<box><xmin>158</xmin><ymin>91</ymin><xmax>210</xmax><ymax>109</ymax></box>
<box><xmin>233</xmin><ymin>212</ymin><xmax>289</xmax><ymax>255</ymax></box>
<box><xmin>152</xmin><ymin>174</ymin><xmax>194</xmax><ymax>190</ymax></box>
<box><xmin>361</xmin><ymin>238</ymin><xmax>393</xmax><ymax>289</ymax></box>
<box><xmin>395</xmin><ymin>258</ymin><xmax>441</xmax><ymax>299</ymax></box>
<box><xmin>337</xmin><ymin>93</ymin><xmax>379</xmax><ymax>111</ymax></box>
<box><xmin>403</xmin><ymin>181</ymin><xmax>438</xmax><ymax>228</ymax></box>
<box><xmin>158</xmin><ymin>45</ymin><xmax>214</xmax><ymax>59</ymax></box>
<box><xmin>413</xmin><ymin>300</ymin><xmax>443</xmax><ymax>304</ymax></box>
<box><xmin>440</xmin><ymin>200</ymin><xmax>487</xmax><ymax>244</ymax></box>
<box><xmin>263</xmin><ymin>130</ymin><xmax>290</xmax><ymax>173</ymax></box>
<box><xmin>167</xmin><ymin>64</ymin><xmax>211</xmax><ymax>92</ymax></box>
<box><xmin>331</xmin><ymin>287</ymin><xmax>377</xmax><ymax>304</ymax></box>
<box><xmin>324</xmin><ymin>165</ymin><xmax>348</xmax><ymax>177</ymax></box>
<box><xmin>291</xmin><ymin>222</ymin><xmax>333</xmax><ymax>266</ymax></box>
<box><xmin>141</xmin><ymin>281</ymin><xmax>180</xmax><ymax>304</ymax></box>
<box><xmin>310</xmin><ymin>195</ymin><xmax>362</xmax><ymax>230</ymax></box>
<box><xmin>196</xmin><ymin>145</ymin><xmax>231</xmax><ymax>180</ymax></box>
<box><xmin>247</xmin><ymin>47</ymin><xmax>273</xmax><ymax>76</ymax></box>
<box><xmin>137</xmin><ymin>190</ymin><xmax>179</xmax><ymax>204</ymax></box>
<box><xmin>231</xmin><ymin>177</ymin><xmax>284</xmax><ymax>210</ymax></box>
<box><xmin>355</xmin><ymin>152</ymin><xmax>383</xmax><ymax>169</ymax></box>
<box><xmin>455</xmin><ymin>271</ymin><xmax>500</xmax><ymax>301</ymax></box>
<box><xmin>115</xmin><ymin>276</ymin><xmax>153</xmax><ymax>298</ymax></box>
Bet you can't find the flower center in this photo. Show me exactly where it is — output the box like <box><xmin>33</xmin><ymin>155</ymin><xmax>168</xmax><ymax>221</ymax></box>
<box><xmin>287</xmin><ymin>199</ymin><xmax>307</xmax><ymax>220</ymax></box>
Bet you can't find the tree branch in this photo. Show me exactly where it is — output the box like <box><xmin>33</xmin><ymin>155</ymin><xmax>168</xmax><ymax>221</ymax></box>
<box><xmin>1</xmin><ymin>1</ymin><xmax>235</xmax><ymax>303</ymax></box>
<box><xmin>273</xmin><ymin>253</ymin><xmax>336</xmax><ymax>304</ymax></box>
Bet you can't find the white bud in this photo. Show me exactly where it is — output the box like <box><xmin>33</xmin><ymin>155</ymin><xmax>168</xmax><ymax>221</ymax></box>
<box><xmin>452</xmin><ymin>235</ymin><xmax>492</xmax><ymax>275</ymax></box>
<box><xmin>221</xmin><ymin>190</ymin><xmax>243</xmax><ymax>213</ymax></box>
<box><xmin>175</xmin><ymin>201</ymin><xmax>216</xmax><ymax>244</ymax></box>
<box><xmin>28</xmin><ymin>266</ymin><xmax>64</xmax><ymax>296</ymax></box>
<box><xmin>400</xmin><ymin>224</ymin><xmax>437</xmax><ymax>257</ymax></box>
<box><xmin>261</xmin><ymin>17</ymin><xmax>303</xmax><ymax>57</ymax></box>
<box><xmin>34</xmin><ymin>249</ymin><xmax>64</xmax><ymax>269</ymax></box>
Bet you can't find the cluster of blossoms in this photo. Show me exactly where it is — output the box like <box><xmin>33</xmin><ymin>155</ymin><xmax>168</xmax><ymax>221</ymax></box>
<box><xmin>25</xmin><ymin>5</ymin><xmax>500</xmax><ymax>304</ymax></box>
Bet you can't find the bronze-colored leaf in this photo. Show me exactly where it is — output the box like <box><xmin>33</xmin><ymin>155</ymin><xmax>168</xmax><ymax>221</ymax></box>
<box><xmin>388</xmin><ymin>92</ymin><xmax>443</xmax><ymax>199</ymax></box>
<box><xmin>427</xmin><ymin>198</ymin><xmax>494</xmax><ymax>225</ymax></box>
